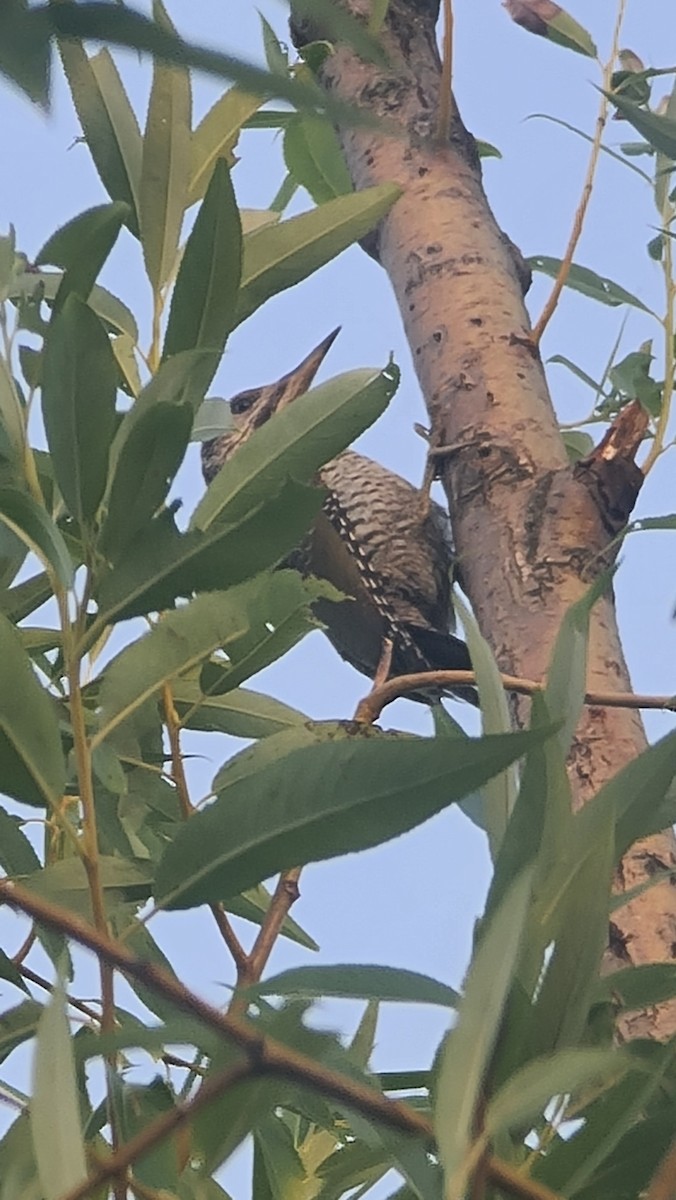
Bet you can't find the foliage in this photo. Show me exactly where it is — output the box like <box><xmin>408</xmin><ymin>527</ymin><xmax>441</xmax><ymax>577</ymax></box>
<box><xmin>0</xmin><ymin>7</ymin><xmax>675</xmax><ymax>1200</ymax></box>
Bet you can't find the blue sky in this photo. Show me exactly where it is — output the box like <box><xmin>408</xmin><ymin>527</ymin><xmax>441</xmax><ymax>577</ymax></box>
<box><xmin>0</xmin><ymin>0</ymin><xmax>674</xmax><ymax>1186</ymax></box>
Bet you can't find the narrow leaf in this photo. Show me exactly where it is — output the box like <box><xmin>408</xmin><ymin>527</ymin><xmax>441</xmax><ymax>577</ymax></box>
<box><xmin>283</xmin><ymin>113</ymin><xmax>353</xmax><ymax>204</ymax></box>
<box><xmin>0</xmin><ymin>352</ymin><xmax>26</xmax><ymax>461</ymax></box>
<box><xmin>528</xmin><ymin>255</ymin><xmax>653</xmax><ymax>312</ymax></box>
<box><xmin>91</xmin><ymin>479</ymin><xmax>322</xmax><ymax>628</ymax></box>
<box><xmin>99</xmin><ymin>401</ymin><xmax>193</xmax><ymax>559</ymax></box>
<box><xmin>172</xmin><ymin>681</ymin><xmax>308</xmax><ymax>738</ymax></box>
<box><xmin>485</xmin><ymin>1048</ymin><xmax>630</xmax><ymax>1141</ymax></box>
<box><xmin>188</xmin><ymin>87</ymin><xmax>263</xmax><ymax>209</ymax></box>
<box><xmin>36</xmin><ymin>201</ymin><xmax>128</xmax><ymax>314</ymax></box>
<box><xmin>253</xmin><ymin>965</ymin><xmax>459</xmax><ymax>1007</ymax></box>
<box><xmin>163</xmin><ymin>158</ymin><xmax>242</xmax><ymax>395</ymax></box>
<box><xmin>31</xmin><ymin>976</ymin><xmax>87</xmax><ymax>1199</ymax></box>
<box><xmin>434</xmin><ymin>873</ymin><xmax>533</xmax><ymax>1196</ymax></box>
<box><xmin>604</xmin><ymin>89</ymin><xmax>676</xmax><ymax>159</ymax></box>
<box><xmin>0</xmin><ymin>611</ymin><xmax>66</xmax><ymax>809</ymax></box>
<box><xmin>98</xmin><ymin>574</ymin><xmax>309</xmax><ymax>739</ymax></box>
<box><xmin>42</xmin><ymin>294</ymin><xmax>118</xmax><ymax>524</ymax></box>
<box><xmin>59</xmin><ymin>42</ymin><xmax>142</xmax><ymax>234</ymax></box>
<box><xmin>236</xmin><ymin>184</ymin><xmax>400</xmax><ymax>325</ymax></box>
<box><xmin>544</xmin><ymin>573</ymin><xmax>612</xmax><ymax>755</ymax></box>
<box><xmin>154</xmin><ymin>730</ymin><xmax>548</xmax><ymax>909</ymax></box>
<box><xmin>140</xmin><ymin>0</ymin><xmax>191</xmax><ymax>292</ymax></box>
<box><xmin>11</xmin><ymin>266</ymin><xmax>138</xmax><ymax>341</ymax></box>
<box><xmin>0</xmin><ymin>487</ymin><xmax>74</xmax><ymax>589</ymax></box>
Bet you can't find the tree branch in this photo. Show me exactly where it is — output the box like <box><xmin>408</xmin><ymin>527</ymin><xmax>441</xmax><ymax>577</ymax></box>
<box><xmin>0</xmin><ymin>879</ymin><xmax>566</xmax><ymax>1200</ymax></box>
<box><xmin>353</xmin><ymin>669</ymin><xmax>676</xmax><ymax>725</ymax></box>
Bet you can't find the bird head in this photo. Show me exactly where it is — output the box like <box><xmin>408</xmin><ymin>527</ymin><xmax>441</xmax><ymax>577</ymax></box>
<box><xmin>201</xmin><ymin>327</ymin><xmax>341</xmax><ymax>483</ymax></box>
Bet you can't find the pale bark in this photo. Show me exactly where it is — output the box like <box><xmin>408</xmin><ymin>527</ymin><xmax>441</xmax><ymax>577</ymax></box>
<box><xmin>290</xmin><ymin>0</ymin><xmax>676</xmax><ymax>1038</ymax></box>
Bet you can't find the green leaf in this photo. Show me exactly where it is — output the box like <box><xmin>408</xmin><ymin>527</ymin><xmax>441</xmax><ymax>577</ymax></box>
<box><xmin>0</xmin><ymin>1000</ymin><xmax>43</xmax><ymax>1067</ymax></box>
<box><xmin>59</xmin><ymin>43</ymin><xmax>142</xmax><ymax>235</ymax></box>
<box><xmin>140</xmin><ymin>0</ymin><xmax>191</xmax><ymax>293</ymax></box>
<box><xmin>210</xmin><ymin>722</ymin><xmax>361</xmax><ymax>794</ymax></box>
<box><xmin>562</xmin><ymin>429</ymin><xmax>595</xmax><ymax>462</ymax></box>
<box><xmin>163</xmin><ymin>158</ymin><xmax>241</xmax><ymax>396</ymax></box>
<box><xmin>604</xmin><ymin>89</ymin><xmax>676</xmax><ymax>159</ymax></box>
<box><xmin>455</xmin><ymin>594</ymin><xmax>515</xmax><ymax>858</ymax></box>
<box><xmin>544</xmin><ymin>573</ymin><xmax>612</xmax><ymax>756</ymax></box>
<box><xmin>26</xmin><ymin>857</ymin><xmax>153</xmax><ymax>920</ymax></box>
<box><xmin>172</xmin><ymin>681</ymin><xmax>309</xmax><ymax>739</ymax></box>
<box><xmin>188</xmin><ymin>87</ymin><xmax>264</xmax><ymax>209</ymax></box>
<box><xmin>198</xmin><ymin>580</ymin><xmax>327</xmax><ymax>701</ymax></box>
<box><xmin>543</xmin><ymin>10</ymin><xmax>597</xmax><ymax>56</ymax></box>
<box><xmin>581</xmin><ymin>728</ymin><xmax>676</xmax><ymax>863</ymax></box>
<box><xmin>0</xmin><ymin>570</ymin><xmax>53</xmax><ymax>623</ymax></box>
<box><xmin>226</xmin><ymin>882</ymin><xmax>318</xmax><ymax>952</ymax></box>
<box><xmin>11</xmin><ymin>265</ymin><xmax>138</xmax><ymax>341</ymax></box>
<box><xmin>0</xmin><ymin>804</ymin><xmax>41</xmax><ymax>876</ymax></box>
<box><xmin>0</xmin><ymin>2</ymin><xmax>50</xmax><ymax>108</ymax></box>
<box><xmin>112</xmin><ymin>331</ymin><xmax>141</xmax><ymax>397</ymax></box>
<box><xmin>0</xmin><ymin>947</ymin><xmax>29</xmax><ymax>994</ymax></box>
<box><xmin>528</xmin><ymin>255</ymin><xmax>653</xmax><ymax>312</ymax></box>
<box><xmin>99</xmin><ymin>401</ymin><xmax>193</xmax><ymax>560</ymax></box>
<box><xmin>434</xmin><ymin>873</ymin><xmax>532</xmax><ymax>1197</ymax></box>
<box><xmin>0</xmin><ymin>350</ymin><xmax>26</xmax><ymax>461</ymax></box>
<box><xmin>527</xmin><ymin>802</ymin><xmax>616</xmax><ymax>1057</ymax></box>
<box><xmin>31</xmin><ymin>976</ymin><xmax>87</xmax><ymax>1200</ymax></box>
<box><xmin>108</xmin><ymin>348</ymin><xmax>210</xmax><ymax>489</ymax></box>
<box><xmin>255</xmin><ymin>1114</ymin><xmax>306</xmax><ymax>1200</ymax></box>
<box><xmin>0</xmin><ymin>487</ymin><xmax>74</xmax><ymax>589</ymax></box>
<box><xmin>35</xmin><ymin>201</ymin><xmax>128</xmax><ymax>314</ymax></box>
<box><xmin>283</xmin><ymin>113</ymin><xmax>353</xmax><ymax>204</ymax></box>
<box><xmin>119</xmin><ymin>1079</ymin><xmax>179</xmax><ymax>1192</ymax></box>
<box><xmin>595</xmin><ymin>963</ymin><xmax>676</xmax><ymax>1012</ymax></box>
<box><xmin>0</xmin><ymin>611</ymin><xmax>66</xmax><ymax>809</ymax></box>
<box><xmin>485</xmin><ymin>694</ymin><xmax>571</xmax><ymax>931</ymax></box>
<box><xmin>154</xmin><ymin>728</ymin><xmax>548</xmax><ymax>909</ymax></box>
<box><xmin>259</xmin><ymin>13</ymin><xmax>288</xmax><ymax>75</ymax></box>
<box><xmin>485</xmin><ymin>1048</ymin><xmax>630</xmax><ymax>1141</ymax></box>
<box><xmin>91</xmin><ymin>478</ymin><xmax>321</xmax><ymax>630</ymax></box>
<box><xmin>191</xmin><ymin>396</ymin><xmax>233</xmax><ymax>442</ymax></box>
<box><xmin>192</xmin><ymin>363</ymin><xmax>397</xmax><ymax>531</ymax></box>
<box><xmin>535</xmin><ymin>1055</ymin><xmax>676</xmax><ymax>1198</ymax></box>
<box><xmin>253</xmin><ymin>965</ymin><xmax>459</xmax><ymax>1007</ymax></box>
<box><xmin>236</xmin><ymin>184</ymin><xmax>401</xmax><ymax>325</ymax></box>
<box><xmin>42</xmin><ymin>294</ymin><xmax>118</xmax><ymax>525</ymax></box>
<box><xmin>98</xmin><ymin>574</ymin><xmax>312</xmax><ymax>741</ymax></box>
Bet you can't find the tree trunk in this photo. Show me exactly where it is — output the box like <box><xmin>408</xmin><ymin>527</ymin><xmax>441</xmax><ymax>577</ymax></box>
<box><xmin>290</xmin><ymin>0</ymin><xmax>676</xmax><ymax>1039</ymax></box>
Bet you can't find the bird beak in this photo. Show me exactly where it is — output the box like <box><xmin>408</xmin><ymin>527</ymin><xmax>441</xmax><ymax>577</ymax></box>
<box><xmin>272</xmin><ymin>326</ymin><xmax>341</xmax><ymax>410</ymax></box>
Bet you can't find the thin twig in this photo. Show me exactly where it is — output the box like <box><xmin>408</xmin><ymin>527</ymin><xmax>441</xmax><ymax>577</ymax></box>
<box><xmin>531</xmin><ymin>0</ymin><xmax>628</xmax><ymax>344</ymax></box>
<box><xmin>245</xmin><ymin>867</ymin><xmax>302</xmax><ymax>985</ymax></box>
<box><xmin>11</xmin><ymin>926</ymin><xmax>36</xmax><ymax>966</ymax></box>
<box><xmin>353</xmin><ymin>669</ymin><xmax>676</xmax><ymax>725</ymax></box>
<box><xmin>18</xmin><ymin>964</ymin><xmax>100</xmax><ymax>1022</ymax></box>
<box><xmin>162</xmin><ymin>680</ymin><xmax>249</xmax><ymax>971</ymax></box>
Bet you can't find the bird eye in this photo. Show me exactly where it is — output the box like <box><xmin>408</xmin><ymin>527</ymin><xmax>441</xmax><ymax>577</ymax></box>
<box><xmin>230</xmin><ymin>390</ymin><xmax>257</xmax><ymax>416</ymax></box>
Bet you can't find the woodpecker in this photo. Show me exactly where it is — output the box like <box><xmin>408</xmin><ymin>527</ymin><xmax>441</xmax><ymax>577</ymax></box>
<box><xmin>201</xmin><ymin>330</ymin><xmax>476</xmax><ymax>704</ymax></box>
